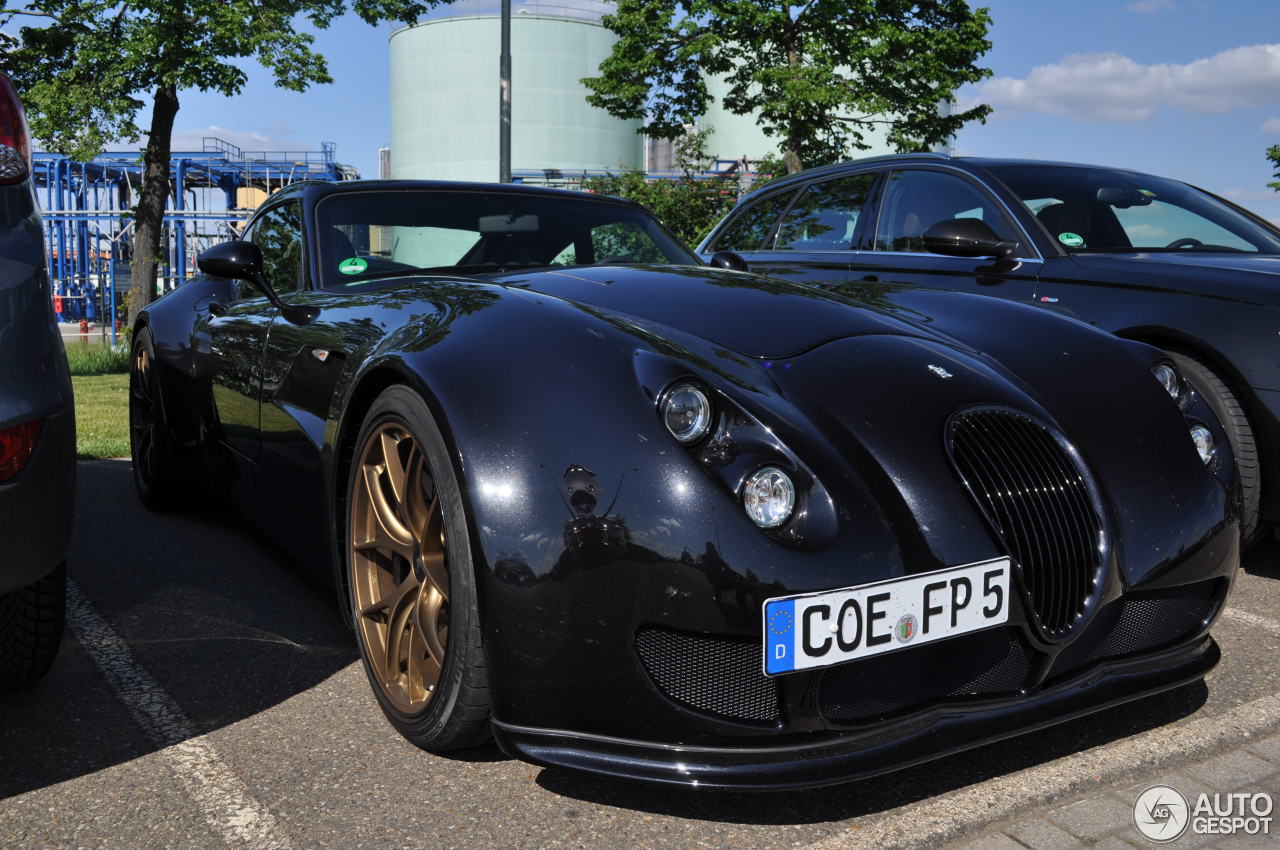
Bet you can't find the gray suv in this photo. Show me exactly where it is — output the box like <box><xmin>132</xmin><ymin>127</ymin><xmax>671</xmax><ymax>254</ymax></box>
<box><xmin>0</xmin><ymin>71</ymin><xmax>74</xmax><ymax>689</ymax></box>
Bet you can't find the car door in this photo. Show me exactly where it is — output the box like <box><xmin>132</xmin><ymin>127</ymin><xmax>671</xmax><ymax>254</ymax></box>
<box><xmin>732</xmin><ymin>172</ymin><xmax>878</xmax><ymax>287</ymax></box>
<box><xmin>852</xmin><ymin>168</ymin><xmax>1041</xmax><ymax>300</ymax></box>
<box><xmin>206</xmin><ymin>201</ymin><xmax>304</xmax><ymax>464</ymax></box>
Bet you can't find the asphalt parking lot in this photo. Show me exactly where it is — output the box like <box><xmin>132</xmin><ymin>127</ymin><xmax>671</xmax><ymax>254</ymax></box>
<box><xmin>1</xmin><ymin>459</ymin><xmax>1277</xmax><ymax>849</ymax></box>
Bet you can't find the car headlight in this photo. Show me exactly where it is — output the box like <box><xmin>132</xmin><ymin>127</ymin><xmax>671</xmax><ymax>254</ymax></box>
<box><xmin>661</xmin><ymin>383</ymin><xmax>713</xmax><ymax>444</ymax></box>
<box><xmin>1152</xmin><ymin>361</ymin><xmax>1193</xmax><ymax>412</ymax></box>
<box><xmin>743</xmin><ymin>466</ymin><xmax>796</xmax><ymax>528</ymax></box>
<box><xmin>1189</xmin><ymin>424</ymin><xmax>1215</xmax><ymax>465</ymax></box>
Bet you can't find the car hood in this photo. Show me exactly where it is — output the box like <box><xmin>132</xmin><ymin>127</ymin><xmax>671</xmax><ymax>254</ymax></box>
<box><xmin>1066</xmin><ymin>252</ymin><xmax>1280</xmax><ymax>302</ymax></box>
<box><xmin>495</xmin><ymin>265</ymin><xmax>941</xmax><ymax>359</ymax></box>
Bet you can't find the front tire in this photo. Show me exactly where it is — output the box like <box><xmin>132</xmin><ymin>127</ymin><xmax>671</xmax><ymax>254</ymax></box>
<box><xmin>0</xmin><ymin>562</ymin><xmax>66</xmax><ymax>691</ymax></box>
<box><xmin>346</xmin><ymin>385</ymin><xmax>491</xmax><ymax>751</ymax></box>
<box><xmin>1167</xmin><ymin>350</ymin><xmax>1261</xmax><ymax>545</ymax></box>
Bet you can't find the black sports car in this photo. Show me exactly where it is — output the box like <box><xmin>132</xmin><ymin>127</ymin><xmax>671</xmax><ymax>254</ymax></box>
<box><xmin>698</xmin><ymin>154</ymin><xmax>1280</xmax><ymax>546</ymax></box>
<box><xmin>131</xmin><ymin>180</ymin><xmax>1238</xmax><ymax>790</ymax></box>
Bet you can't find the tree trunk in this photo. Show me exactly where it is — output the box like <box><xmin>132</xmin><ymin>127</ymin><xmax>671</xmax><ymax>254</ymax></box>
<box><xmin>126</xmin><ymin>83</ymin><xmax>179</xmax><ymax>330</ymax></box>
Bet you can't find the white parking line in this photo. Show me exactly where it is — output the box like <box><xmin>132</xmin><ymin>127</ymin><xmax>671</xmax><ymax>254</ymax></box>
<box><xmin>66</xmin><ymin>580</ymin><xmax>293</xmax><ymax>850</ymax></box>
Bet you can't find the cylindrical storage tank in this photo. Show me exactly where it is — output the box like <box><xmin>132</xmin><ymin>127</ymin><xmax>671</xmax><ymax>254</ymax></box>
<box><xmin>390</xmin><ymin>1</ymin><xmax>643</xmax><ymax>182</ymax></box>
<box><xmin>700</xmin><ymin>71</ymin><xmax>897</xmax><ymax>165</ymax></box>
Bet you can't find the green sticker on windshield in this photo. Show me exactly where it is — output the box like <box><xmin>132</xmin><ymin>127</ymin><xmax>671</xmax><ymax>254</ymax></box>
<box><xmin>1058</xmin><ymin>232</ymin><xmax>1085</xmax><ymax>248</ymax></box>
<box><xmin>338</xmin><ymin>257</ymin><xmax>368</xmax><ymax>275</ymax></box>
<box><xmin>1139</xmin><ymin>188</ymin><xmax>1156</xmax><ymax>198</ymax></box>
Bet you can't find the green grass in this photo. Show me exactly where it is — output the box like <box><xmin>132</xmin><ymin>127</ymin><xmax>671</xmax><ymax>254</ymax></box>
<box><xmin>72</xmin><ymin>374</ymin><xmax>130</xmax><ymax>459</ymax></box>
<box><xmin>65</xmin><ymin>340</ymin><xmax>130</xmax><ymax>376</ymax></box>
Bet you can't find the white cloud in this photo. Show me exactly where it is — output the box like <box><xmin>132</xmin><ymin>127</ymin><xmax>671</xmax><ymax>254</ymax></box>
<box><xmin>1264</xmin><ymin>117</ymin><xmax>1280</xmax><ymax>135</ymax></box>
<box><xmin>964</xmin><ymin>44</ymin><xmax>1280</xmax><ymax>123</ymax></box>
<box><xmin>1127</xmin><ymin>0</ymin><xmax>1176</xmax><ymax>12</ymax></box>
<box><xmin>169</xmin><ymin>125</ymin><xmax>298</xmax><ymax>153</ymax></box>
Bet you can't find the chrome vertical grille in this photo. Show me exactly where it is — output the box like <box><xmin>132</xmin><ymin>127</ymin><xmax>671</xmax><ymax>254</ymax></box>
<box><xmin>948</xmin><ymin>408</ymin><xmax>1104</xmax><ymax>638</ymax></box>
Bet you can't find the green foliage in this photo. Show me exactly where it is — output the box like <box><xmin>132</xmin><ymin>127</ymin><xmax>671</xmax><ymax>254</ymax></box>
<box><xmin>582</xmin><ymin>127</ymin><xmax>741</xmax><ymax>246</ymax></box>
<box><xmin>0</xmin><ymin>1</ymin><xmax>438</xmax><ymax>161</ymax></box>
<box><xmin>64</xmin><ymin>339</ymin><xmax>130</xmax><ymax>375</ymax></box>
<box><xmin>582</xmin><ymin>0</ymin><xmax>994</xmax><ymax>173</ymax></box>
<box><xmin>1269</xmin><ymin>144</ymin><xmax>1280</xmax><ymax>192</ymax></box>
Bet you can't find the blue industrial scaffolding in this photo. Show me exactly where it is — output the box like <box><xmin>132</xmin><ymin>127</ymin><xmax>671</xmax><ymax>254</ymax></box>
<box><xmin>35</xmin><ymin>137</ymin><xmax>354</xmax><ymax>342</ymax></box>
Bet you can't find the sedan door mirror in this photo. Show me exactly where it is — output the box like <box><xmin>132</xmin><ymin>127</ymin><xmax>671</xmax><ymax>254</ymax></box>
<box><xmin>708</xmin><ymin>250</ymin><xmax>750</xmax><ymax>272</ymax></box>
<box><xmin>922</xmin><ymin>219</ymin><xmax>1017</xmax><ymax>259</ymax></box>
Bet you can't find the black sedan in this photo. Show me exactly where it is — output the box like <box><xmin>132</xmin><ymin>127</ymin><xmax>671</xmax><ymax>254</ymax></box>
<box><xmin>131</xmin><ymin>179</ymin><xmax>1237</xmax><ymax>789</ymax></box>
<box><xmin>0</xmin><ymin>71</ymin><xmax>74</xmax><ymax>690</ymax></box>
<box><xmin>699</xmin><ymin>154</ymin><xmax>1280</xmax><ymax>545</ymax></box>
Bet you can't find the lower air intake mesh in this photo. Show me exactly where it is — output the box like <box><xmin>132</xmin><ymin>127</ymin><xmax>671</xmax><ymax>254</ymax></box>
<box><xmin>818</xmin><ymin>627</ymin><xmax>1033</xmax><ymax>724</ymax></box>
<box><xmin>634</xmin><ymin>627</ymin><xmax>780</xmax><ymax>723</ymax></box>
<box><xmin>1049</xmin><ymin>580</ymin><xmax>1224</xmax><ymax>679</ymax></box>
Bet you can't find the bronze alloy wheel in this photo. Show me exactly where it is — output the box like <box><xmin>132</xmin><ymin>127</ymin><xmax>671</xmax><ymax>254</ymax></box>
<box><xmin>129</xmin><ymin>341</ymin><xmax>159</xmax><ymax>486</ymax></box>
<box><xmin>349</xmin><ymin>421</ymin><xmax>451</xmax><ymax>714</ymax></box>
<box><xmin>129</xmin><ymin>328</ymin><xmax>179</xmax><ymax>508</ymax></box>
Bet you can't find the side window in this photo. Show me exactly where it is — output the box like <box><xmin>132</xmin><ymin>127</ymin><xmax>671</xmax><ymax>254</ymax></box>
<box><xmin>249</xmin><ymin>202</ymin><xmax>305</xmax><ymax>297</ymax></box>
<box><xmin>774</xmin><ymin>174</ymin><xmax>876</xmax><ymax>251</ymax></box>
<box><xmin>874</xmin><ymin>170</ymin><xmax>1020</xmax><ymax>253</ymax></box>
<box><xmin>713</xmin><ymin>190</ymin><xmax>798</xmax><ymax>252</ymax></box>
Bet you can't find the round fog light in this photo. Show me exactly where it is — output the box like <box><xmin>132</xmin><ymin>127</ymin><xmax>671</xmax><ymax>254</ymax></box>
<box><xmin>743</xmin><ymin>467</ymin><xmax>796</xmax><ymax>528</ymax></box>
<box><xmin>1189</xmin><ymin>424</ymin><xmax>1214</xmax><ymax>464</ymax></box>
<box><xmin>662</xmin><ymin>384</ymin><xmax>712</xmax><ymax>444</ymax></box>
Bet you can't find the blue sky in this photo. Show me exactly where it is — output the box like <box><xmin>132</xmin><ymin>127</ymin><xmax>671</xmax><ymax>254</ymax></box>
<box><xmin>173</xmin><ymin>0</ymin><xmax>1280</xmax><ymax>223</ymax></box>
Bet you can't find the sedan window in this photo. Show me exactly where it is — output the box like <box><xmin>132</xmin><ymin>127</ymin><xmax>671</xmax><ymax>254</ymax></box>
<box><xmin>875</xmin><ymin>170</ymin><xmax>1020</xmax><ymax>253</ymax></box>
<box><xmin>712</xmin><ymin>189</ymin><xmax>798</xmax><ymax>252</ymax></box>
<box><xmin>774</xmin><ymin>174</ymin><xmax>876</xmax><ymax>251</ymax></box>
<box><xmin>990</xmin><ymin>164</ymin><xmax>1280</xmax><ymax>254</ymax></box>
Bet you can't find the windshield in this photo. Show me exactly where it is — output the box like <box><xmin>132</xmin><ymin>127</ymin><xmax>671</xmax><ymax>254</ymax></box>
<box><xmin>988</xmin><ymin>164</ymin><xmax>1280</xmax><ymax>254</ymax></box>
<box><xmin>315</xmin><ymin>189</ymin><xmax>698</xmax><ymax>288</ymax></box>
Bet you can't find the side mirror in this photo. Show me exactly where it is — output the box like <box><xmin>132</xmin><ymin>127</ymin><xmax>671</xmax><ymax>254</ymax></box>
<box><xmin>708</xmin><ymin>250</ymin><xmax>750</xmax><ymax>272</ymax></box>
<box><xmin>198</xmin><ymin>240</ymin><xmax>264</xmax><ymax>280</ymax></box>
<box><xmin>197</xmin><ymin>240</ymin><xmax>318</xmax><ymax>325</ymax></box>
<box><xmin>921</xmin><ymin>219</ymin><xmax>1017</xmax><ymax>259</ymax></box>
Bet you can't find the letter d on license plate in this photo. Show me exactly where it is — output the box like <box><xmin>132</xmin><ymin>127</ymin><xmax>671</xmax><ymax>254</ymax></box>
<box><xmin>762</xmin><ymin>557</ymin><xmax>1011</xmax><ymax>676</ymax></box>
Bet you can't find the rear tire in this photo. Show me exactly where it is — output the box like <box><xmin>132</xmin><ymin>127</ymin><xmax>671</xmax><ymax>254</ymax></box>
<box><xmin>346</xmin><ymin>385</ymin><xmax>491</xmax><ymax>751</ymax></box>
<box><xmin>129</xmin><ymin>328</ymin><xmax>180</xmax><ymax>509</ymax></box>
<box><xmin>1166</xmin><ymin>350</ymin><xmax>1261</xmax><ymax>546</ymax></box>
<box><xmin>0</xmin><ymin>562</ymin><xmax>66</xmax><ymax>691</ymax></box>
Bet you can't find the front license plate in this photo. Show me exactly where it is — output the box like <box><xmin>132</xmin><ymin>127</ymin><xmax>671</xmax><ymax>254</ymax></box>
<box><xmin>762</xmin><ymin>557</ymin><xmax>1011</xmax><ymax>676</ymax></box>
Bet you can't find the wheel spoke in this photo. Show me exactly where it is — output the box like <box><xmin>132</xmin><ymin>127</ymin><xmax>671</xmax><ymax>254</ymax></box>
<box><xmin>380</xmin><ymin>575</ymin><xmax>421</xmax><ymax>687</ymax></box>
<box><xmin>415</xmin><ymin>584</ymin><xmax>447</xmax><ymax>663</ymax></box>
<box><xmin>356</xmin><ymin>463</ymin><xmax>415</xmax><ymax>561</ymax></box>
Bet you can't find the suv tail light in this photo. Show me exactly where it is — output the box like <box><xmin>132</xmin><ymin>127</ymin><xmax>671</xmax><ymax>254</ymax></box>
<box><xmin>0</xmin><ymin>73</ymin><xmax>31</xmax><ymax>185</ymax></box>
<box><xmin>0</xmin><ymin>419</ymin><xmax>42</xmax><ymax>481</ymax></box>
